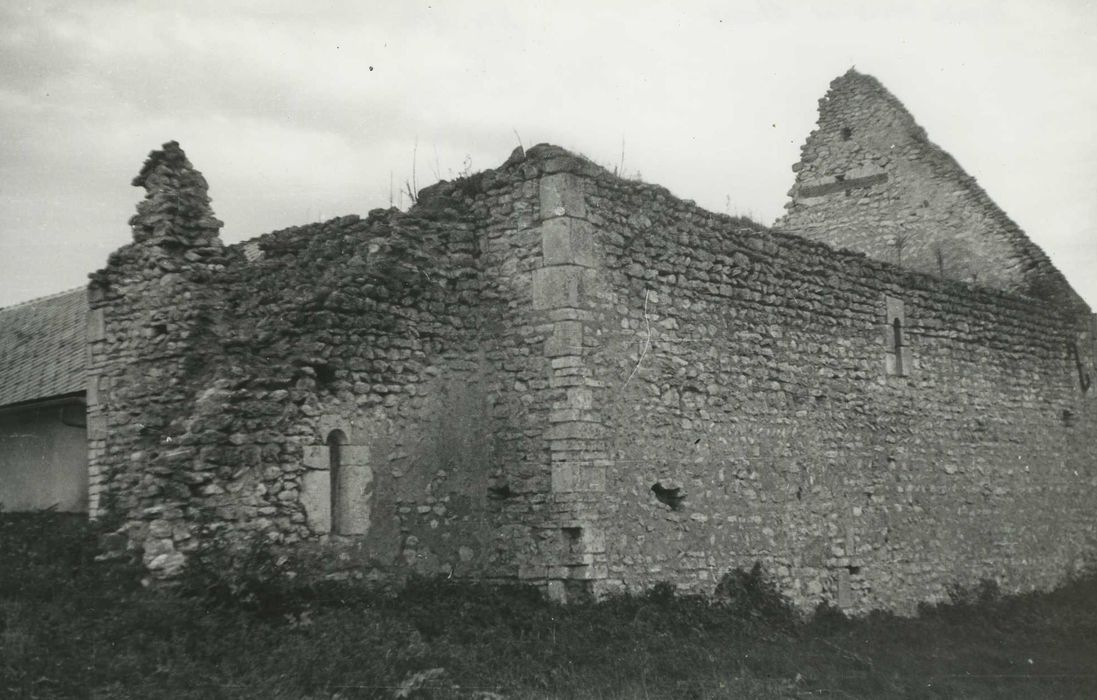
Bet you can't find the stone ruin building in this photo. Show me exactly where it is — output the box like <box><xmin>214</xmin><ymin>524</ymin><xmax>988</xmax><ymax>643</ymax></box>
<box><xmin>3</xmin><ymin>70</ymin><xmax>1095</xmax><ymax>614</ymax></box>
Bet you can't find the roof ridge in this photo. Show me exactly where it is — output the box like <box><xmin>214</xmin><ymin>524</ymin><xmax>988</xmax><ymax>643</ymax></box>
<box><xmin>0</xmin><ymin>286</ymin><xmax>86</xmax><ymax>314</ymax></box>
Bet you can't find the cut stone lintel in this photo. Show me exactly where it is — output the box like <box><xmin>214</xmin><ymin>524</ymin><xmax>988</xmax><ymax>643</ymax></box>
<box><xmin>548</xmin><ymin>408</ymin><xmax>600</xmax><ymax>423</ymax></box>
<box><xmin>545</xmin><ymin>421</ymin><xmax>604</xmax><ymax>441</ymax></box>
<box><xmin>86</xmin><ymin>375</ymin><xmax>101</xmax><ymax>407</ymax></box>
<box><xmin>552</xmin><ymin>386</ymin><xmax>593</xmax><ymax>410</ymax></box>
<box><xmin>87</xmin><ymin>308</ymin><xmax>106</xmax><ymax>342</ymax></box>
<box><xmin>544</xmin><ymin>320</ymin><xmax>584</xmax><ymax>357</ymax></box>
<box><xmin>540</xmin><ymin>172</ymin><xmax>588</xmax><ymax>220</ymax></box>
<box><xmin>87</xmin><ymin>414</ymin><xmax>108</xmax><ymax>441</ymax></box>
<box><xmin>301</xmin><ymin>469</ymin><xmax>331</xmax><ymax>533</ymax></box>
<box><xmin>884</xmin><ymin>295</ymin><xmax>905</xmax><ymax>325</ymax></box>
<box><xmin>551</xmin><ymin>462</ymin><xmax>607</xmax><ymax>493</ymax></box>
<box><xmin>303</xmin><ymin>445</ymin><xmax>327</xmax><ymax>470</ymax></box>
<box><xmin>542</xmin><ymin>218</ymin><xmax>596</xmax><ymax>268</ymax></box>
<box><xmin>532</xmin><ymin>266</ymin><xmax>597</xmax><ymax>309</ymax></box>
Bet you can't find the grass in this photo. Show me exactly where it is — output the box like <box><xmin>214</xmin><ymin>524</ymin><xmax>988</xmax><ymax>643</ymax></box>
<box><xmin>2</xmin><ymin>513</ymin><xmax>1096</xmax><ymax>698</ymax></box>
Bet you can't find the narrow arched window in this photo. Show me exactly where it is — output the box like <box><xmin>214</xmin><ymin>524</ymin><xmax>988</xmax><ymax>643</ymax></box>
<box><xmin>327</xmin><ymin>429</ymin><xmax>348</xmax><ymax>534</ymax></box>
<box><xmin>892</xmin><ymin>318</ymin><xmax>903</xmax><ymax>375</ymax></box>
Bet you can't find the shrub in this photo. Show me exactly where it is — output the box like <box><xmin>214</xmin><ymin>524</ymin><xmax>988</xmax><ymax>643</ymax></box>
<box><xmin>176</xmin><ymin>531</ymin><xmax>301</xmax><ymax>615</ymax></box>
<box><xmin>645</xmin><ymin>580</ymin><xmax>678</xmax><ymax>605</ymax></box>
<box><xmin>713</xmin><ymin>562</ymin><xmax>796</xmax><ymax>625</ymax></box>
<box><xmin>810</xmin><ymin>600</ymin><xmax>851</xmax><ymax>634</ymax></box>
<box><xmin>0</xmin><ymin>510</ymin><xmax>140</xmax><ymax>602</ymax></box>
<box><xmin>5</xmin><ymin>514</ymin><xmax>1097</xmax><ymax>698</ymax></box>
<box><xmin>947</xmin><ymin>577</ymin><xmax>1002</xmax><ymax>607</ymax></box>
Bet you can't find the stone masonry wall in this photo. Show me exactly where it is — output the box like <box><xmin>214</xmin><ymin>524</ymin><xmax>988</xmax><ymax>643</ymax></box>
<box><xmin>90</xmin><ymin>139</ymin><xmax>1097</xmax><ymax>614</ymax></box>
<box><xmin>560</xmin><ymin>160</ymin><xmax>1096</xmax><ymax>614</ymax></box>
<box><xmin>87</xmin><ymin>142</ymin><xmax>232</xmax><ymax>572</ymax></box>
<box><xmin>89</xmin><ymin>142</ymin><xmax>616</xmax><ymax>596</ymax></box>
<box><xmin>774</xmin><ymin>69</ymin><xmax>1089</xmax><ymax>319</ymax></box>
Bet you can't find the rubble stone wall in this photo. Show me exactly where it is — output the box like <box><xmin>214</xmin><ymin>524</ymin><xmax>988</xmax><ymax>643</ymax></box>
<box><xmin>87</xmin><ymin>142</ymin><xmax>235</xmax><ymax>572</ymax></box>
<box><xmin>89</xmin><ymin>140</ymin><xmax>1097</xmax><ymax>613</ymax></box>
<box><xmin>570</xmin><ymin>163</ymin><xmax>1096</xmax><ymax>614</ymax></box>
<box><xmin>774</xmin><ymin>70</ymin><xmax>1088</xmax><ymax>318</ymax></box>
<box><xmin>88</xmin><ymin>142</ymin><xmax>593</xmax><ymax>585</ymax></box>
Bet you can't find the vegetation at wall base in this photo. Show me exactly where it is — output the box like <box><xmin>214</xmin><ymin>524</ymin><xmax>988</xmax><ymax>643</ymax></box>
<box><xmin>2</xmin><ymin>513</ymin><xmax>1096</xmax><ymax>699</ymax></box>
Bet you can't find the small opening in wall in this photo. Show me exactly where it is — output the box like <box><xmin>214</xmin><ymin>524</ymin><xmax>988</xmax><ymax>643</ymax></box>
<box><xmin>561</xmin><ymin>526</ymin><xmax>584</xmax><ymax>557</ymax></box>
<box><xmin>327</xmin><ymin>429</ymin><xmax>348</xmax><ymax>534</ymax></box>
<box><xmin>1067</xmin><ymin>341</ymin><xmax>1092</xmax><ymax>393</ymax></box>
<box><xmin>835</xmin><ymin>174</ymin><xmax>848</xmax><ymax>196</ymax></box>
<box><xmin>1062</xmin><ymin>409</ymin><xmax>1075</xmax><ymax>427</ymax></box>
<box><xmin>892</xmin><ymin>318</ymin><xmax>904</xmax><ymax>374</ymax></box>
<box><xmin>151</xmin><ymin>323</ymin><xmax>168</xmax><ymax>336</ymax></box>
<box><xmin>651</xmin><ymin>482</ymin><xmax>685</xmax><ymax>511</ymax></box>
<box><xmin>314</xmin><ymin>363</ymin><xmax>337</xmax><ymax>387</ymax></box>
<box><xmin>848</xmin><ymin>565</ymin><xmax>861</xmax><ymax>576</ymax></box>
<box><xmin>840</xmin><ymin>127</ymin><xmax>853</xmax><ymax>141</ymax></box>
<box><xmin>487</xmin><ymin>483</ymin><xmax>515</xmax><ymax>499</ymax></box>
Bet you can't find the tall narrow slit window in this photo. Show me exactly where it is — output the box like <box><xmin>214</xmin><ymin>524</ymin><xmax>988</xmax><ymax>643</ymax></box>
<box><xmin>327</xmin><ymin>429</ymin><xmax>348</xmax><ymax>534</ymax></box>
<box><xmin>892</xmin><ymin>318</ymin><xmax>904</xmax><ymax>375</ymax></box>
<box><xmin>884</xmin><ymin>296</ymin><xmax>910</xmax><ymax>377</ymax></box>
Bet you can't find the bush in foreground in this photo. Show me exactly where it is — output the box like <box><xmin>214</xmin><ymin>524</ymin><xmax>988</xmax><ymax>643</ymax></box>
<box><xmin>2</xmin><ymin>512</ymin><xmax>1096</xmax><ymax>698</ymax></box>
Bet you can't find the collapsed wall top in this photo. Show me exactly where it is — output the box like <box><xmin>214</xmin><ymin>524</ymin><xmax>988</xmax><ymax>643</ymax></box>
<box><xmin>128</xmin><ymin>140</ymin><xmax>223</xmax><ymax>246</ymax></box>
<box><xmin>775</xmin><ymin>69</ymin><xmax>1090</xmax><ymax>318</ymax></box>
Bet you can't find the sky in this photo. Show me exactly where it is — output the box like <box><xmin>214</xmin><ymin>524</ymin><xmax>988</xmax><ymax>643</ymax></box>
<box><xmin>1</xmin><ymin>0</ymin><xmax>1095</xmax><ymax>309</ymax></box>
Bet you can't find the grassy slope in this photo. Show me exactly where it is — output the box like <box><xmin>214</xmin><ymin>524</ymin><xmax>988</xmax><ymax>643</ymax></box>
<box><xmin>2</xmin><ymin>513</ymin><xmax>1095</xmax><ymax>699</ymax></box>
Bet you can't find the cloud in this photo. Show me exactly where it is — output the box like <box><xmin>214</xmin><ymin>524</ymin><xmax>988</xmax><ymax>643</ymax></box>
<box><xmin>0</xmin><ymin>0</ymin><xmax>1095</xmax><ymax>307</ymax></box>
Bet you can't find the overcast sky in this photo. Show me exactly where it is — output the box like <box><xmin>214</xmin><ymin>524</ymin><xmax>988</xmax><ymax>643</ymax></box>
<box><xmin>1</xmin><ymin>0</ymin><xmax>1094</xmax><ymax>309</ymax></box>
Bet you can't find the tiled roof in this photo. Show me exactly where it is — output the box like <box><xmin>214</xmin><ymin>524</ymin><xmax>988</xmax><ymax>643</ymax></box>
<box><xmin>0</xmin><ymin>287</ymin><xmax>87</xmax><ymax>407</ymax></box>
